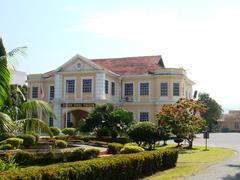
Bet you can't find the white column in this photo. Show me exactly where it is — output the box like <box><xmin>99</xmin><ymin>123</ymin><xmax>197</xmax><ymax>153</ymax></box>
<box><xmin>95</xmin><ymin>72</ymin><xmax>105</xmax><ymax>100</ymax></box>
<box><xmin>53</xmin><ymin>74</ymin><xmax>62</xmax><ymax>128</ymax></box>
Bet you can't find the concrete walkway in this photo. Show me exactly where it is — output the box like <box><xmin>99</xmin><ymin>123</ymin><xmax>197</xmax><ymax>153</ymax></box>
<box><xmin>185</xmin><ymin>133</ymin><xmax>240</xmax><ymax>180</ymax></box>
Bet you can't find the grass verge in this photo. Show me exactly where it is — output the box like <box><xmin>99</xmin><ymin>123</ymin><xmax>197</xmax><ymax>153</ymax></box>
<box><xmin>145</xmin><ymin>145</ymin><xmax>235</xmax><ymax>180</ymax></box>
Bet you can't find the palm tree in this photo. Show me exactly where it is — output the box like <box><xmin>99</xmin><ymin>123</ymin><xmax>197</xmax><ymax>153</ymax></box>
<box><xmin>16</xmin><ymin>100</ymin><xmax>56</xmax><ymax>135</ymax></box>
<box><xmin>0</xmin><ymin>38</ymin><xmax>54</xmax><ymax>136</ymax></box>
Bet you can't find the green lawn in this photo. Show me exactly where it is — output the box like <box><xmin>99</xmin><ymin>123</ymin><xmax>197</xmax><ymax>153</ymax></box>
<box><xmin>145</xmin><ymin>145</ymin><xmax>235</xmax><ymax>180</ymax></box>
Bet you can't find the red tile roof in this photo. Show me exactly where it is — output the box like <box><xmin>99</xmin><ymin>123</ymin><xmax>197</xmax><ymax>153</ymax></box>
<box><xmin>91</xmin><ymin>55</ymin><xmax>165</xmax><ymax>75</ymax></box>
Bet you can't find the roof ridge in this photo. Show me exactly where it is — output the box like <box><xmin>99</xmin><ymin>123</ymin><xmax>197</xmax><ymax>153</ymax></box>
<box><xmin>91</xmin><ymin>55</ymin><xmax>161</xmax><ymax>61</ymax></box>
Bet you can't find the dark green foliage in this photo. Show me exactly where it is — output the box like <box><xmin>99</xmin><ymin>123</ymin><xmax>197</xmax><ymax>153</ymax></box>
<box><xmin>0</xmin><ymin>144</ymin><xmax>12</xmax><ymax>150</ymax></box>
<box><xmin>0</xmin><ymin>149</ymin><xmax>178</xmax><ymax>180</ymax></box>
<box><xmin>0</xmin><ymin>155</ymin><xmax>17</xmax><ymax>173</ymax></box>
<box><xmin>62</xmin><ymin>128</ymin><xmax>77</xmax><ymax>136</ymax></box>
<box><xmin>198</xmin><ymin>93</ymin><xmax>223</xmax><ymax>131</ymax></box>
<box><xmin>68</xmin><ymin>148</ymin><xmax>85</xmax><ymax>161</ymax></box>
<box><xmin>120</xmin><ymin>146</ymin><xmax>144</xmax><ymax>154</ymax></box>
<box><xmin>0</xmin><ymin>38</ymin><xmax>10</xmax><ymax>107</ymax></box>
<box><xmin>29</xmin><ymin>132</ymin><xmax>40</xmax><ymax>143</ymax></box>
<box><xmin>82</xmin><ymin>104</ymin><xmax>134</xmax><ymax>138</ymax></box>
<box><xmin>50</xmin><ymin>127</ymin><xmax>61</xmax><ymax>136</ymax></box>
<box><xmin>174</xmin><ymin>136</ymin><xmax>184</xmax><ymax>147</ymax></box>
<box><xmin>55</xmin><ymin>140</ymin><xmax>68</xmax><ymax>148</ymax></box>
<box><xmin>17</xmin><ymin>134</ymin><xmax>36</xmax><ymax>148</ymax></box>
<box><xmin>96</xmin><ymin>127</ymin><xmax>111</xmax><ymax>138</ymax></box>
<box><xmin>84</xmin><ymin>149</ymin><xmax>100</xmax><ymax>159</ymax></box>
<box><xmin>107</xmin><ymin>143</ymin><xmax>123</xmax><ymax>154</ymax></box>
<box><xmin>128</xmin><ymin>122</ymin><xmax>159</xmax><ymax>150</ymax></box>
<box><xmin>0</xmin><ymin>85</ymin><xmax>27</xmax><ymax>120</ymax></box>
<box><xmin>14</xmin><ymin>150</ymin><xmax>36</xmax><ymax>166</ymax></box>
<box><xmin>5</xmin><ymin>138</ymin><xmax>23</xmax><ymax>149</ymax></box>
<box><xmin>0</xmin><ymin>133</ymin><xmax>15</xmax><ymax>141</ymax></box>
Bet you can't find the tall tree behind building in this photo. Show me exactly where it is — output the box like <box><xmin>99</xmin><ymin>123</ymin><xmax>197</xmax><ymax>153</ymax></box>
<box><xmin>198</xmin><ymin>93</ymin><xmax>223</xmax><ymax>132</ymax></box>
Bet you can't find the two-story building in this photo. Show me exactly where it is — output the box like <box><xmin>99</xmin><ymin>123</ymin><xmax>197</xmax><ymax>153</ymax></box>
<box><xmin>27</xmin><ymin>54</ymin><xmax>194</xmax><ymax>128</ymax></box>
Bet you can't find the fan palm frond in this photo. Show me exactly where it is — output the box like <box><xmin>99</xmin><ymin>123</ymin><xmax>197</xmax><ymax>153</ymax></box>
<box><xmin>0</xmin><ymin>112</ymin><xmax>15</xmax><ymax>134</ymax></box>
<box><xmin>16</xmin><ymin>118</ymin><xmax>53</xmax><ymax>137</ymax></box>
<box><xmin>20</xmin><ymin>100</ymin><xmax>56</xmax><ymax>120</ymax></box>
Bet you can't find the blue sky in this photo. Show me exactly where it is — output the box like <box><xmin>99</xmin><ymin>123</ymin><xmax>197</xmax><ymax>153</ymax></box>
<box><xmin>1</xmin><ymin>0</ymin><xmax>240</xmax><ymax>111</ymax></box>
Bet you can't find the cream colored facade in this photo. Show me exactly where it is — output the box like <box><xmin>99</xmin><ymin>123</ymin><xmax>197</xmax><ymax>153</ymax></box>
<box><xmin>27</xmin><ymin>54</ymin><xmax>194</xmax><ymax>128</ymax></box>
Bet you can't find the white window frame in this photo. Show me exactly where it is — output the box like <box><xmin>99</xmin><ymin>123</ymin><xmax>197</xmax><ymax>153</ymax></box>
<box><xmin>105</xmin><ymin>80</ymin><xmax>109</xmax><ymax>94</ymax></box>
<box><xmin>139</xmin><ymin>111</ymin><xmax>150</xmax><ymax>121</ymax></box>
<box><xmin>124</xmin><ymin>82</ymin><xmax>134</xmax><ymax>97</ymax></box>
<box><xmin>160</xmin><ymin>82</ymin><xmax>168</xmax><ymax>97</ymax></box>
<box><xmin>48</xmin><ymin>85</ymin><xmax>54</xmax><ymax>101</ymax></box>
<box><xmin>64</xmin><ymin>77</ymin><xmax>76</xmax><ymax>99</ymax></box>
<box><xmin>81</xmin><ymin>76</ymin><xmax>94</xmax><ymax>100</ymax></box>
<box><xmin>139</xmin><ymin>81</ymin><xmax>150</xmax><ymax>97</ymax></box>
<box><xmin>32</xmin><ymin>86</ymin><xmax>39</xmax><ymax>99</ymax></box>
<box><xmin>111</xmin><ymin>81</ymin><xmax>115</xmax><ymax>96</ymax></box>
<box><xmin>173</xmin><ymin>82</ymin><xmax>180</xmax><ymax>97</ymax></box>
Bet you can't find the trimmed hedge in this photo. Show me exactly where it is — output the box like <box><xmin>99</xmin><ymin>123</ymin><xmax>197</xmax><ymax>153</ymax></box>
<box><xmin>55</xmin><ymin>140</ymin><xmax>68</xmax><ymax>148</ymax></box>
<box><xmin>107</xmin><ymin>143</ymin><xmax>123</xmax><ymax>154</ymax></box>
<box><xmin>120</xmin><ymin>145</ymin><xmax>145</xmax><ymax>154</ymax></box>
<box><xmin>62</xmin><ymin>128</ymin><xmax>77</xmax><ymax>136</ymax></box>
<box><xmin>8</xmin><ymin>147</ymin><xmax>100</xmax><ymax>166</ymax></box>
<box><xmin>0</xmin><ymin>149</ymin><xmax>178</xmax><ymax>180</ymax></box>
<box><xmin>17</xmin><ymin>134</ymin><xmax>36</xmax><ymax>148</ymax></box>
<box><xmin>50</xmin><ymin>127</ymin><xmax>61</xmax><ymax>136</ymax></box>
<box><xmin>5</xmin><ymin>138</ymin><xmax>23</xmax><ymax>149</ymax></box>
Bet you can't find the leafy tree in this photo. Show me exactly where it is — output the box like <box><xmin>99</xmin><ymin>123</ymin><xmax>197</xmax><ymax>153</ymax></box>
<box><xmin>157</xmin><ymin>98</ymin><xmax>206</xmax><ymax>148</ymax></box>
<box><xmin>127</xmin><ymin>121</ymin><xmax>159</xmax><ymax>150</ymax></box>
<box><xmin>155</xmin><ymin>105</ymin><xmax>172</xmax><ymax>145</ymax></box>
<box><xmin>198</xmin><ymin>93</ymin><xmax>223</xmax><ymax>132</ymax></box>
<box><xmin>82</xmin><ymin>104</ymin><xmax>133</xmax><ymax>138</ymax></box>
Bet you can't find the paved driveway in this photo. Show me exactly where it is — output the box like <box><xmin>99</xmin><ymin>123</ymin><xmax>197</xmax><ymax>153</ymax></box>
<box><xmin>185</xmin><ymin>133</ymin><xmax>240</xmax><ymax>180</ymax></box>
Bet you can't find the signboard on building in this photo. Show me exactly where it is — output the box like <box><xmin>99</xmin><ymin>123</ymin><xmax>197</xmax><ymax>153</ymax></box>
<box><xmin>61</xmin><ymin>103</ymin><xmax>96</xmax><ymax>108</ymax></box>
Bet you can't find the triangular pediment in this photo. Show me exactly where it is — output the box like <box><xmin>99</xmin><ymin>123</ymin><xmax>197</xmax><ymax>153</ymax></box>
<box><xmin>56</xmin><ymin>54</ymin><xmax>103</xmax><ymax>72</ymax></box>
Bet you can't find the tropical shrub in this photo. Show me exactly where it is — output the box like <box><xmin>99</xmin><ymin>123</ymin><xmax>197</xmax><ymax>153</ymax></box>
<box><xmin>96</xmin><ymin>127</ymin><xmax>111</xmax><ymax>138</ymax></box>
<box><xmin>120</xmin><ymin>145</ymin><xmax>145</xmax><ymax>154</ymax></box>
<box><xmin>14</xmin><ymin>150</ymin><xmax>36</xmax><ymax>166</ymax></box>
<box><xmin>62</xmin><ymin>128</ymin><xmax>77</xmax><ymax>136</ymax></box>
<box><xmin>82</xmin><ymin>104</ymin><xmax>134</xmax><ymax>138</ymax></box>
<box><xmin>0</xmin><ymin>149</ymin><xmax>178</xmax><ymax>179</ymax></box>
<box><xmin>55</xmin><ymin>140</ymin><xmax>68</xmax><ymax>148</ymax></box>
<box><xmin>0</xmin><ymin>144</ymin><xmax>12</xmax><ymax>150</ymax></box>
<box><xmin>107</xmin><ymin>143</ymin><xmax>123</xmax><ymax>154</ymax></box>
<box><xmin>50</xmin><ymin>127</ymin><xmax>61</xmax><ymax>136</ymax></box>
<box><xmin>17</xmin><ymin>134</ymin><xmax>36</xmax><ymax>148</ymax></box>
<box><xmin>128</xmin><ymin>122</ymin><xmax>159</xmax><ymax>150</ymax></box>
<box><xmin>5</xmin><ymin>138</ymin><xmax>23</xmax><ymax>149</ymax></box>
